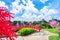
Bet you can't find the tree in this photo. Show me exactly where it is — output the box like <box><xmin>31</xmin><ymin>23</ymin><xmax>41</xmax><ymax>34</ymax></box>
<box><xmin>0</xmin><ymin>7</ymin><xmax>17</xmax><ymax>40</ymax></box>
<box><xmin>49</xmin><ymin>20</ymin><xmax>59</xmax><ymax>28</ymax></box>
<box><xmin>13</xmin><ymin>21</ymin><xmax>17</xmax><ymax>25</ymax></box>
<box><xmin>49</xmin><ymin>19</ymin><xmax>60</xmax><ymax>38</ymax></box>
<box><xmin>17</xmin><ymin>21</ymin><xmax>21</xmax><ymax>25</ymax></box>
<box><xmin>39</xmin><ymin>19</ymin><xmax>51</xmax><ymax>29</ymax></box>
<box><xmin>23</xmin><ymin>21</ymin><xmax>29</xmax><ymax>25</ymax></box>
<box><xmin>32</xmin><ymin>21</ymin><xmax>38</xmax><ymax>25</ymax></box>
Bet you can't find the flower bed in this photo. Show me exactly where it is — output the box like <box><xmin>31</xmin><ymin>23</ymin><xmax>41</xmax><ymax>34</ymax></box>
<box><xmin>14</xmin><ymin>25</ymin><xmax>42</xmax><ymax>32</ymax></box>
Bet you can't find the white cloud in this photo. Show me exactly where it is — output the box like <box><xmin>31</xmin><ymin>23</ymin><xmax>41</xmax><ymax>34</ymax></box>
<box><xmin>11</xmin><ymin>17</ymin><xmax>21</xmax><ymax>21</ymax></box>
<box><xmin>40</xmin><ymin>0</ymin><xmax>48</xmax><ymax>3</ymax></box>
<box><xmin>15</xmin><ymin>0</ymin><xmax>20</xmax><ymax>2</ymax></box>
<box><xmin>0</xmin><ymin>1</ymin><xmax>8</xmax><ymax>8</ymax></box>
<box><xmin>47</xmin><ymin>9</ymin><xmax>58</xmax><ymax>15</ymax></box>
<box><xmin>22</xmin><ymin>0</ymin><xmax>27</xmax><ymax>4</ymax></box>
<box><xmin>10</xmin><ymin>4</ymin><xmax>24</xmax><ymax>14</ymax></box>
<box><xmin>11</xmin><ymin>0</ymin><xmax>38</xmax><ymax>14</ymax></box>
<box><xmin>11</xmin><ymin>0</ymin><xmax>40</xmax><ymax>22</ymax></box>
<box><xmin>40</xmin><ymin>6</ymin><xmax>58</xmax><ymax>15</ymax></box>
<box><xmin>40</xmin><ymin>6</ymin><xmax>48</xmax><ymax>14</ymax></box>
<box><xmin>11</xmin><ymin>0</ymin><xmax>58</xmax><ymax>22</ymax></box>
<box><xmin>10</xmin><ymin>0</ymin><xmax>24</xmax><ymax>14</ymax></box>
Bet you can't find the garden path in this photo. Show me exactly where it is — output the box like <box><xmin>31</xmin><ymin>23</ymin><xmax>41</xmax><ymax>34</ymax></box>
<box><xmin>16</xmin><ymin>29</ymin><xmax>58</xmax><ymax>40</ymax></box>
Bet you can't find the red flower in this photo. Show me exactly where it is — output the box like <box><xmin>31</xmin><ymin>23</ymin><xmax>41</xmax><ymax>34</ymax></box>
<box><xmin>0</xmin><ymin>7</ymin><xmax>17</xmax><ymax>40</ymax></box>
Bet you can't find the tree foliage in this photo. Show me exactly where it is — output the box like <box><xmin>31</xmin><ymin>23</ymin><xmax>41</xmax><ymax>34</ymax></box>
<box><xmin>0</xmin><ymin>7</ymin><xmax>17</xmax><ymax>40</ymax></box>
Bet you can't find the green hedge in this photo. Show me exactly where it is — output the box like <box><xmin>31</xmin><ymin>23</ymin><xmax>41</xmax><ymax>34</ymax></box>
<box><xmin>17</xmin><ymin>28</ymin><xmax>34</xmax><ymax>36</ymax></box>
<box><xmin>49</xmin><ymin>36</ymin><xmax>60</xmax><ymax>40</ymax></box>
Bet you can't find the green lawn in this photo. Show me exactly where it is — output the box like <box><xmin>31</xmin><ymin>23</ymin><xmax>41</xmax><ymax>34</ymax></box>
<box><xmin>44</xmin><ymin>29</ymin><xmax>58</xmax><ymax>34</ymax></box>
<box><xmin>49</xmin><ymin>36</ymin><xmax>60</xmax><ymax>40</ymax></box>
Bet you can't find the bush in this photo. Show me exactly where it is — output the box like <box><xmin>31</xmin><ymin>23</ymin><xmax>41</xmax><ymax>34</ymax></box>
<box><xmin>49</xmin><ymin>36</ymin><xmax>60</xmax><ymax>40</ymax></box>
<box><xmin>17</xmin><ymin>28</ymin><xmax>34</xmax><ymax>36</ymax></box>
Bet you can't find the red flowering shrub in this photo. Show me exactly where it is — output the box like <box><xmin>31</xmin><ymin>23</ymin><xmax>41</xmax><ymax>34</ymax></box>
<box><xmin>0</xmin><ymin>7</ymin><xmax>17</xmax><ymax>40</ymax></box>
<box><xmin>15</xmin><ymin>24</ymin><xmax>41</xmax><ymax>32</ymax></box>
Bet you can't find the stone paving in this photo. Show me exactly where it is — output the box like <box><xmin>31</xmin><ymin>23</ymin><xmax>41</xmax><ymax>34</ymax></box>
<box><xmin>16</xmin><ymin>30</ymin><xmax>58</xmax><ymax>40</ymax></box>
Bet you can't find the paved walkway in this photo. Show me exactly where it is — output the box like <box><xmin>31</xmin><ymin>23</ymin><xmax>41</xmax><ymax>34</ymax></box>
<box><xmin>16</xmin><ymin>30</ymin><xmax>58</xmax><ymax>40</ymax></box>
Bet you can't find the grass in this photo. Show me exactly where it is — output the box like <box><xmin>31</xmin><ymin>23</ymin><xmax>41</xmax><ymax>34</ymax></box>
<box><xmin>49</xmin><ymin>36</ymin><xmax>60</xmax><ymax>40</ymax></box>
<box><xmin>44</xmin><ymin>29</ymin><xmax>58</xmax><ymax>34</ymax></box>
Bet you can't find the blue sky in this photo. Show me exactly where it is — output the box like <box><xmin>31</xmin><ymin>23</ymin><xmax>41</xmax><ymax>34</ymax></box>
<box><xmin>0</xmin><ymin>0</ymin><xmax>60</xmax><ymax>22</ymax></box>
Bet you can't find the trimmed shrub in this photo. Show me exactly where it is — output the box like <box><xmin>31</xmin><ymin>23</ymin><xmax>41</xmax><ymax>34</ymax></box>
<box><xmin>17</xmin><ymin>28</ymin><xmax>34</xmax><ymax>36</ymax></box>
